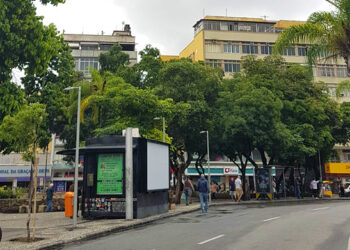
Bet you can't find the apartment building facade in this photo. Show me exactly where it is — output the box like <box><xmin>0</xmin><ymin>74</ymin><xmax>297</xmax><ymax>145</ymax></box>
<box><xmin>170</xmin><ymin>16</ymin><xmax>350</xmax><ymax>184</ymax></box>
<box><xmin>63</xmin><ymin>24</ymin><xmax>137</xmax><ymax>76</ymax></box>
<box><xmin>178</xmin><ymin>16</ymin><xmax>350</xmax><ymax>101</ymax></box>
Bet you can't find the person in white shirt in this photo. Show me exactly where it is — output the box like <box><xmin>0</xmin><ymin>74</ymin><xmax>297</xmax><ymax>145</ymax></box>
<box><xmin>235</xmin><ymin>176</ymin><xmax>243</xmax><ymax>202</ymax></box>
<box><xmin>310</xmin><ymin>178</ymin><xmax>319</xmax><ymax>198</ymax></box>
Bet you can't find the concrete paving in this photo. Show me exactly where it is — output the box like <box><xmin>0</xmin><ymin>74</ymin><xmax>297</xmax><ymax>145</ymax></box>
<box><xmin>0</xmin><ymin>198</ymin><xmax>349</xmax><ymax>250</ymax></box>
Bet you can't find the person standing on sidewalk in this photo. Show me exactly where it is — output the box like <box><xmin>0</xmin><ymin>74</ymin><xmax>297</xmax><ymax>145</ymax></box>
<box><xmin>197</xmin><ymin>174</ymin><xmax>209</xmax><ymax>213</ymax></box>
<box><xmin>229</xmin><ymin>177</ymin><xmax>236</xmax><ymax>201</ymax></box>
<box><xmin>46</xmin><ymin>183</ymin><xmax>54</xmax><ymax>212</ymax></box>
<box><xmin>296</xmin><ymin>179</ymin><xmax>301</xmax><ymax>199</ymax></box>
<box><xmin>235</xmin><ymin>176</ymin><xmax>243</xmax><ymax>202</ymax></box>
<box><xmin>310</xmin><ymin>178</ymin><xmax>319</xmax><ymax>199</ymax></box>
<box><xmin>184</xmin><ymin>176</ymin><xmax>194</xmax><ymax>206</ymax></box>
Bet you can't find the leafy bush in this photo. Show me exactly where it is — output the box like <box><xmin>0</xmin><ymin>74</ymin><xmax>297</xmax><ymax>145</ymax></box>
<box><xmin>0</xmin><ymin>186</ymin><xmax>13</xmax><ymax>199</ymax></box>
<box><xmin>15</xmin><ymin>187</ymin><xmax>28</xmax><ymax>199</ymax></box>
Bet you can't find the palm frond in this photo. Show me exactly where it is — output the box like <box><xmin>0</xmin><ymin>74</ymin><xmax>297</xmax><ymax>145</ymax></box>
<box><xmin>274</xmin><ymin>23</ymin><xmax>326</xmax><ymax>54</ymax></box>
<box><xmin>80</xmin><ymin>95</ymin><xmax>95</xmax><ymax>123</ymax></box>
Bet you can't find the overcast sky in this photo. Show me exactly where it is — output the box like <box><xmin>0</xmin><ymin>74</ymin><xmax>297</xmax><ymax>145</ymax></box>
<box><xmin>35</xmin><ymin>0</ymin><xmax>333</xmax><ymax>56</ymax></box>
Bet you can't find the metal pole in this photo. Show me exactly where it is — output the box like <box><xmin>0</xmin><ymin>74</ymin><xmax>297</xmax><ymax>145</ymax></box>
<box><xmin>283</xmin><ymin>170</ymin><xmax>286</xmax><ymax>200</ymax></box>
<box><xmin>162</xmin><ymin>117</ymin><xmax>165</xmax><ymax>143</ymax></box>
<box><xmin>50</xmin><ymin>134</ymin><xmax>56</xmax><ymax>182</ymax></box>
<box><xmin>207</xmin><ymin>131</ymin><xmax>211</xmax><ymax>204</ymax></box>
<box><xmin>44</xmin><ymin>147</ymin><xmax>48</xmax><ymax>191</ymax></box>
<box><xmin>125</xmin><ymin>128</ymin><xmax>133</xmax><ymax>220</ymax></box>
<box><xmin>73</xmin><ymin>86</ymin><xmax>81</xmax><ymax>228</ymax></box>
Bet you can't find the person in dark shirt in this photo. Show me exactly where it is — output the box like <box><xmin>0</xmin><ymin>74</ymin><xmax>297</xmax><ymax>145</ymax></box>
<box><xmin>46</xmin><ymin>183</ymin><xmax>54</xmax><ymax>212</ymax></box>
<box><xmin>229</xmin><ymin>177</ymin><xmax>236</xmax><ymax>201</ymax></box>
<box><xmin>197</xmin><ymin>174</ymin><xmax>209</xmax><ymax>213</ymax></box>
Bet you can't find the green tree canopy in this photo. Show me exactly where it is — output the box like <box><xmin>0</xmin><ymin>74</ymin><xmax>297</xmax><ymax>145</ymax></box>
<box><xmin>0</xmin><ymin>0</ymin><xmax>65</xmax><ymax>83</ymax></box>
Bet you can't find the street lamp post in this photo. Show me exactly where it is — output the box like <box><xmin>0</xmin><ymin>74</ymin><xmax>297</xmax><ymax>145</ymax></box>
<box><xmin>154</xmin><ymin>117</ymin><xmax>165</xmax><ymax>143</ymax></box>
<box><xmin>200</xmin><ymin>130</ymin><xmax>211</xmax><ymax>203</ymax></box>
<box><xmin>64</xmin><ymin>86</ymin><xmax>81</xmax><ymax>228</ymax></box>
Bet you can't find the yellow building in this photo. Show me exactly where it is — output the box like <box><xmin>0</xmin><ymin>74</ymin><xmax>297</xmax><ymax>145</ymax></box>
<box><xmin>173</xmin><ymin>16</ymin><xmax>350</xmax><ymax>102</ymax></box>
<box><xmin>167</xmin><ymin>16</ymin><xmax>350</xmax><ymax>164</ymax></box>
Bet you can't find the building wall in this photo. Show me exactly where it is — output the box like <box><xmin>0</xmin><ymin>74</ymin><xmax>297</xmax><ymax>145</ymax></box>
<box><xmin>64</xmin><ymin>28</ymin><xmax>137</xmax><ymax>77</ymax></box>
<box><xmin>179</xmin><ymin>30</ymin><xmax>205</xmax><ymax>61</ymax></box>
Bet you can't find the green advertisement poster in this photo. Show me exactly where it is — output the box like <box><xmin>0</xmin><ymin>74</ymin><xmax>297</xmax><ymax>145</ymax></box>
<box><xmin>97</xmin><ymin>154</ymin><xmax>123</xmax><ymax>195</ymax></box>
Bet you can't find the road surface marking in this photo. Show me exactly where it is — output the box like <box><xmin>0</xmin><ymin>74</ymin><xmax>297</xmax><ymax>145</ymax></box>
<box><xmin>312</xmin><ymin>207</ymin><xmax>329</xmax><ymax>211</ymax></box>
<box><xmin>348</xmin><ymin>234</ymin><xmax>350</xmax><ymax>250</ymax></box>
<box><xmin>263</xmin><ymin>216</ymin><xmax>280</xmax><ymax>222</ymax></box>
<box><xmin>198</xmin><ymin>234</ymin><xmax>225</xmax><ymax>245</ymax></box>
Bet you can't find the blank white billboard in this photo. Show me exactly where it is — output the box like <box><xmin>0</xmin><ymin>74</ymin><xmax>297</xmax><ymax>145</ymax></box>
<box><xmin>147</xmin><ymin>141</ymin><xmax>169</xmax><ymax>191</ymax></box>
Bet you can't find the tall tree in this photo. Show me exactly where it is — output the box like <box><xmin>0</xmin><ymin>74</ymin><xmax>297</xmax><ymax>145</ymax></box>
<box><xmin>274</xmin><ymin>0</ymin><xmax>350</xmax><ymax>75</ymax></box>
<box><xmin>156</xmin><ymin>58</ymin><xmax>222</xmax><ymax>203</ymax></box>
<box><xmin>0</xmin><ymin>0</ymin><xmax>65</xmax><ymax>83</ymax></box>
<box><xmin>0</xmin><ymin>103</ymin><xmax>48</xmax><ymax>241</ymax></box>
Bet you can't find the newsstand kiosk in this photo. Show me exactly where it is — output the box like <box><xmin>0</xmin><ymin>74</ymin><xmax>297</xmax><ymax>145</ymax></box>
<box><xmin>59</xmin><ymin>135</ymin><xmax>169</xmax><ymax>219</ymax></box>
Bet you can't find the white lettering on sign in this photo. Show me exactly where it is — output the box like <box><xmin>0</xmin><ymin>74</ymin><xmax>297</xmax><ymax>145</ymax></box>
<box><xmin>0</xmin><ymin>165</ymin><xmax>51</xmax><ymax>177</ymax></box>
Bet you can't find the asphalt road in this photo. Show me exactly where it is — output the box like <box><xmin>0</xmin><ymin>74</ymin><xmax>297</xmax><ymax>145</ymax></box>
<box><xmin>65</xmin><ymin>201</ymin><xmax>350</xmax><ymax>250</ymax></box>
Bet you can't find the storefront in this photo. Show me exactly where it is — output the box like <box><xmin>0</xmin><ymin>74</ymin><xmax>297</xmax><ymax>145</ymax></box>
<box><xmin>325</xmin><ymin>163</ymin><xmax>350</xmax><ymax>183</ymax></box>
<box><xmin>0</xmin><ymin>165</ymin><xmax>51</xmax><ymax>188</ymax></box>
<box><xmin>185</xmin><ymin>164</ymin><xmax>276</xmax><ymax>194</ymax></box>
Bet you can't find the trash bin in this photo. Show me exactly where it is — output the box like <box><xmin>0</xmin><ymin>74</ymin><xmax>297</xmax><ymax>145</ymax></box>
<box><xmin>64</xmin><ymin>192</ymin><xmax>74</xmax><ymax>217</ymax></box>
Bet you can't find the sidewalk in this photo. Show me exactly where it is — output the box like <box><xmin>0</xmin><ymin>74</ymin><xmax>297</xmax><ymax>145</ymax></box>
<box><xmin>1</xmin><ymin>197</ymin><xmax>349</xmax><ymax>250</ymax></box>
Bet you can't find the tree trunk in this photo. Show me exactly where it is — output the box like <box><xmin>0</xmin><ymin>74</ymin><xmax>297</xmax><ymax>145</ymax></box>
<box><xmin>32</xmin><ymin>146</ymin><xmax>38</xmax><ymax>241</ymax></box>
<box><xmin>26</xmin><ymin>161</ymin><xmax>34</xmax><ymax>241</ymax></box>
<box><xmin>175</xmin><ymin>169</ymin><xmax>183</xmax><ymax>204</ymax></box>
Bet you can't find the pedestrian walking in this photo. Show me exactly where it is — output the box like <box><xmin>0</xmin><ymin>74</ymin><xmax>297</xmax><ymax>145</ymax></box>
<box><xmin>197</xmin><ymin>174</ymin><xmax>209</xmax><ymax>213</ymax></box>
<box><xmin>184</xmin><ymin>176</ymin><xmax>194</xmax><ymax>206</ymax></box>
<box><xmin>235</xmin><ymin>176</ymin><xmax>243</xmax><ymax>202</ymax></box>
<box><xmin>310</xmin><ymin>178</ymin><xmax>319</xmax><ymax>199</ymax></box>
<box><xmin>46</xmin><ymin>183</ymin><xmax>54</xmax><ymax>212</ymax></box>
<box><xmin>229</xmin><ymin>177</ymin><xmax>236</xmax><ymax>201</ymax></box>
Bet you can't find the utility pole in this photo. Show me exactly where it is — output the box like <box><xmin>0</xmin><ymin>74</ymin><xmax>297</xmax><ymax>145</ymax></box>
<box><xmin>125</xmin><ymin>128</ymin><xmax>133</xmax><ymax>220</ymax></box>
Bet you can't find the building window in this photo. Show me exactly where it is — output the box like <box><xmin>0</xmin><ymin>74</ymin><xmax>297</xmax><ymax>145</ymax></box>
<box><xmin>81</xmin><ymin>44</ymin><xmax>98</xmax><ymax>50</ymax></box>
<box><xmin>204</xmin><ymin>21</ymin><xmax>220</xmax><ymax>30</ymax></box>
<box><xmin>298</xmin><ymin>46</ymin><xmax>307</xmax><ymax>56</ymax></box>
<box><xmin>224</xmin><ymin>43</ymin><xmax>239</xmax><ymax>53</ymax></box>
<box><xmin>224</xmin><ymin>60</ymin><xmax>240</xmax><ymax>73</ymax></box>
<box><xmin>100</xmin><ymin>44</ymin><xmax>113</xmax><ymax>51</ymax></box>
<box><xmin>337</xmin><ymin>66</ymin><xmax>347</xmax><ymax>78</ymax></box>
<box><xmin>78</xmin><ymin>57</ymin><xmax>99</xmax><ymax>75</ymax></box>
<box><xmin>205</xmin><ymin>41</ymin><xmax>221</xmax><ymax>53</ymax></box>
<box><xmin>261</xmin><ymin>43</ymin><xmax>273</xmax><ymax>55</ymax></box>
<box><xmin>283</xmin><ymin>47</ymin><xmax>296</xmax><ymax>56</ymax></box>
<box><xmin>317</xmin><ymin>64</ymin><xmax>335</xmax><ymax>77</ymax></box>
<box><xmin>206</xmin><ymin>59</ymin><xmax>221</xmax><ymax>68</ymax></box>
<box><xmin>238</xmin><ymin>23</ymin><xmax>257</xmax><ymax>32</ymax></box>
<box><xmin>242</xmin><ymin>42</ymin><xmax>258</xmax><ymax>54</ymax></box>
<box><xmin>257</xmin><ymin>23</ymin><xmax>274</xmax><ymax>32</ymax></box>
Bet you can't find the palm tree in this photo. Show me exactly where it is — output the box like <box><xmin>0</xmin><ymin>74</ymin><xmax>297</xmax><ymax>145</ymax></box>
<box><xmin>274</xmin><ymin>0</ymin><xmax>350</xmax><ymax>76</ymax></box>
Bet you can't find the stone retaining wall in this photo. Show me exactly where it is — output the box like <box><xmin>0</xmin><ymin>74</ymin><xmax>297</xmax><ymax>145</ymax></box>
<box><xmin>0</xmin><ymin>197</ymin><xmax>65</xmax><ymax>213</ymax></box>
